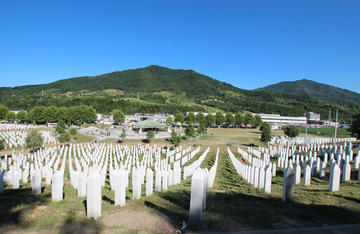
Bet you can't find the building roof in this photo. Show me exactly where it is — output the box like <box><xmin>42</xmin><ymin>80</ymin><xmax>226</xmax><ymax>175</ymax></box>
<box><xmin>133</xmin><ymin>119</ymin><xmax>166</xmax><ymax>129</ymax></box>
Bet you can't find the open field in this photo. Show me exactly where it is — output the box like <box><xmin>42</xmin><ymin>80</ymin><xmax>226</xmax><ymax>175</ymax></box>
<box><xmin>1</xmin><ymin>149</ymin><xmax>360</xmax><ymax>233</ymax></box>
<box><xmin>99</xmin><ymin>128</ymin><xmax>284</xmax><ymax>152</ymax></box>
<box><xmin>297</xmin><ymin>127</ymin><xmax>351</xmax><ymax>138</ymax></box>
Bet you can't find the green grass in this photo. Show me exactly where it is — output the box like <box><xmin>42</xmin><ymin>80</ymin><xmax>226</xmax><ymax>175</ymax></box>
<box><xmin>1</xmin><ymin>148</ymin><xmax>360</xmax><ymax>233</ymax></box>
<box><xmin>72</xmin><ymin>133</ymin><xmax>95</xmax><ymax>143</ymax></box>
<box><xmin>297</xmin><ymin>127</ymin><xmax>351</xmax><ymax>138</ymax></box>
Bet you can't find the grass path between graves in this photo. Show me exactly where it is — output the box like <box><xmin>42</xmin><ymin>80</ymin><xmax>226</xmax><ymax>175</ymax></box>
<box><xmin>1</xmin><ymin>148</ymin><xmax>360</xmax><ymax>233</ymax></box>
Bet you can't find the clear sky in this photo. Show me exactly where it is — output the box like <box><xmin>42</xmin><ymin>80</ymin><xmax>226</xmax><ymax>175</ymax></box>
<box><xmin>0</xmin><ymin>0</ymin><xmax>359</xmax><ymax>93</ymax></box>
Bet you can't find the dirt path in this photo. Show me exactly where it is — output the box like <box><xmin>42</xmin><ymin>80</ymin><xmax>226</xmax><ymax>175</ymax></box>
<box><xmin>102</xmin><ymin>209</ymin><xmax>177</xmax><ymax>233</ymax></box>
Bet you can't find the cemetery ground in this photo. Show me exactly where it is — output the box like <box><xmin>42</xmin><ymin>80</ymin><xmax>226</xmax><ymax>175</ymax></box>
<box><xmin>1</xmin><ymin>149</ymin><xmax>360</xmax><ymax>233</ymax></box>
<box><xmin>106</xmin><ymin>127</ymin><xmax>285</xmax><ymax>150</ymax></box>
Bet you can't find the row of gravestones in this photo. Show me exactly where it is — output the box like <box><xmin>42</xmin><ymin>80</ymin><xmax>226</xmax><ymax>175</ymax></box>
<box><xmin>0</xmin><ymin>129</ymin><xmax>58</xmax><ymax>149</ymax></box>
<box><xmin>67</xmin><ymin>144</ymin><xmax>207</xmax><ymax>219</ymax></box>
<box><xmin>228</xmin><ymin>148</ymin><xmax>274</xmax><ymax>193</ymax></box>
<box><xmin>84</xmin><ymin>147</ymin><xmax>210</xmax><ymax>219</ymax></box>
<box><xmin>0</xmin><ymin>145</ymin><xmax>65</xmax><ymax>192</ymax></box>
<box><xmin>282</xmin><ymin>155</ymin><xmax>359</xmax><ymax>201</ymax></box>
<box><xmin>183</xmin><ymin>147</ymin><xmax>210</xmax><ymax>180</ymax></box>
<box><xmin>1</xmin><ymin>145</ymin><xmax>208</xmax><ymax>221</ymax></box>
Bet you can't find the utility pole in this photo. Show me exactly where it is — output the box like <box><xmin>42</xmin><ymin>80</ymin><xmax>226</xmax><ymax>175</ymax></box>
<box><xmin>137</xmin><ymin>92</ymin><xmax>139</xmax><ymax>101</ymax></box>
<box><xmin>334</xmin><ymin>109</ymin><xmax>338</xmax><ymax>139</ymax></box>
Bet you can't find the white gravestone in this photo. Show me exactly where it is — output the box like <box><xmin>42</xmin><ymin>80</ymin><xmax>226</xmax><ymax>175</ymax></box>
<box><xmin>86</xmin><ymin>172</ymin><xmax>101</xmax><ymax>219</ymax></box>
<box><xmin>52</xmin><ymin>170</ymin><xmax>63</xmax><ymax>201</ymax></box>
<box><xmin>329</xmin><ymin>164</ymin><xmax>341</xmax><ymax>192</ymax></box>
<box><xmin>282</xmin><ymin>167</ymin><xmax>294</xmax><ymax>202</ymax></box>
<box><xmin>294</xmin><ymin>164</ymin><xmax>301</xmax><ymax>185</ymax></box>
<box><xmin>114</xmin><ymin>170</ymin><xmax>126</xmax><ymax>206</ymax></box>
<box><xmin>303</xmin><ymin>164</ymin><xmax>311</xmax><ymax>186</ymax></box>
<box><xmin>146</xmin><ymin>168</ymin><xmax>154</xmax><ymax>196</ymax></box>
<box><xmin>264</xmin><ymin>166</ymin><xmax>272</xmax><ymax>193</ymax></box>
<box><xmin>189</xmin><ymin>169</ymin><xmax>204</xmax><ymax>227</ymax></box>
<box><xmin>258</xmin><ymin>167</ymin><xmax>265</xmax><ymax>189</ymax></box>
<box><xmin>342</xmin><ymin>160</ymin><xmax>351</xmax><ymax>182</ymax></box>
<box><xmin>319</xmin><ymin>161</ymin><xmax>326</xmax><ymax>178</ymax></box>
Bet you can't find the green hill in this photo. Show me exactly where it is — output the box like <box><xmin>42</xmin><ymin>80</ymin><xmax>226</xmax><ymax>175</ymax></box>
<box><xmin>260</xmin><ymin>79</ymin><xmax>360</xmax><ymax>106</ymax></box>
<box><xmin>0</xmin><ymin>66</ymin><xmax>358</xmax><ymax>122</ymax></box>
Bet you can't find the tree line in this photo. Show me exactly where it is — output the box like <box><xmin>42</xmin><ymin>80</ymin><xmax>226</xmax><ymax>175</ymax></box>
<box><xmin>171</xmin><ymin>111</ymin><xmax>263</xmax><ymax>128</ymax></box>
<box><xmin>0</xmin><ymin>104</ymin><xmax>97</xmax><ymax>125</ymax></box>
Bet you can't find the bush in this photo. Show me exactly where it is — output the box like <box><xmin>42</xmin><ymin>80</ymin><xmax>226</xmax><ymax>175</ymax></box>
<box><xmin>56</xmin><ymin>120</ymin><xmax>65</xmax><ymax>134</ymax></box>
<box><xmin>69</xmin><ymin>128</ymin><xmax>77</xmax><ymax>135</ymax></box>
<box><xmin>58</xmin><ymin>132</ymin><xmax>70</xmax><ymax>143</ymax></box>
<box><xmin>284</xmin><ymin>126</ymin><xmax>299</xmax><ymax>137</ymax></box>
<box><xmin>26</xmin><ymin>130</ymin><xmax>44</xmax><ymax>149</ymax></box>
<box><xmin>169</xmin><ymin>131</ymin><xmax>182</xmax><ymax>146</ymax></box>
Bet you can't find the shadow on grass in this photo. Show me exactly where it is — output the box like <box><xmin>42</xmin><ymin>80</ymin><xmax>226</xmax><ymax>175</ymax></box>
<box><xmin>102</xmin><ymin>195</ymin><xmax>114</xmax><ymax>205</ymax></box>
<box><xmin>146</xmin><ymin>186</ymin><xmax>360</xmax><ymax>232</ymax></box>
<box><xmin>59</xmin><ymin>213</ymin><xmax>102</xmax><ymax>234</ymax></box>
<box><xmin>144</xmin><ymin>154</ymin><xmax>360</xmax><ymax>232</ymax></box>
<box><xmin>0</xmin><ymin>186</ymin><xmax>50</xmax><ymax>230</ymax></box>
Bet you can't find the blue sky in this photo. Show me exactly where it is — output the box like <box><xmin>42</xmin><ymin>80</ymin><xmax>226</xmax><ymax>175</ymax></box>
<box><xmin>0</xmin><ymin>0</ymin><xmax>359</xmax><ymax>93</ymax></box>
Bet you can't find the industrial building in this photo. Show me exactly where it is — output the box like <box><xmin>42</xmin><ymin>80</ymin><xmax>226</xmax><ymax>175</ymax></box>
<box><xmin>254</xmin><ymin>113</ymin><xmax>307</xmax><ymax>126</ymax></box>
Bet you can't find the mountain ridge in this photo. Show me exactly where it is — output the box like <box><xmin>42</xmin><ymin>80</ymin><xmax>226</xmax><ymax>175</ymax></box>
<box><xmin>259</xmin><ymin>78</ymin><xmax>360</xmax><ymax>105</ymax></box>
<box><xmin>0</xmin><ymin>65</ymin><xmax>358</xmax><ymax>122</ymax></box>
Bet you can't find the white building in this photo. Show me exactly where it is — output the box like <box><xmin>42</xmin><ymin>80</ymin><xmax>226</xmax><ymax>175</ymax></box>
<box><xmin>254</xmin><ymin>113</ymin><xmax>307</xmax><ymax>126</ymax></box>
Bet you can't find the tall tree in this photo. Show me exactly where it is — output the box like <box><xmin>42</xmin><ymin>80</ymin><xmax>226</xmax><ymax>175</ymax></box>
<box><xmin>244</xmin><ymin>112</ymin><xmax>254</xmax><ymax>125</ymax></box>
<box><xmin>56</xmin><ymin>106</ymin><xmax>70</xmax><ymax>123</ymax></box>
<box><xmin>112</xmin><ymin>109</ymin><xmax>125</xmax><ymax>123</ymax></box>
<box><xmin>235</xmin><ymin>112</ymin><xmax>244</xmax><ymax>126</ymax></box>
<box><xmin>185</xmin><ymin>112</ymin><xmax>196</xmax><ymax>125</ymax></box>
<box><xmin>225</xmin><ymin>112</ymin><xmax>235</xmax><ymax>125</ymax></box>
<box><xmin>185</xmin><ymin>125</ymin><xmax>195</xmax><ymax>137</ymax></box>
<box><xmin>206</xmin><ymin>114</ymin><xmax>216</xmax><ymax>127</ymax></box>
<box><xmin>175</xmin><ymin>113</ymin><xmax>184</xmax><ymax>124</ymax></box>
<box><xmin>27</xmin><ymin>106</ymin><xmax>46</xmax><ymax>124</ymax></box>
<box><xmin>253</xmin><ymin>115</ymin><xmax>263</xmax><ymax>128</ymax></box>
<box><xmin>0</xmin><ymin>105</ymin><xmax>9</xmax><ymax>120</ymax></box>
<box><xmin>260</xmin><ymin>122</ymin><xmax>272</xmax><ymax>142</ymax></box>
<box><xmin>166</xmin><ymin>117</ymin><xmax>174</xmax><ymax>125</ymax></box>
<box><xmin>6</xmin><ymin>112</ymin><xmax>16</xmax><ymax>121</ymax></box>
<box><xmin>44</xmin><ymin>106</ymin><xmax>58</xmax><ymax>122</ymax></box>
<box><xmin>16</xmin><ymin>110</ymin><xmax>27</xmax><ymax>123</ymax></box>
<box><xmin>215</xmin><ymin>111</ymin><xmax>225</xmax><ymax>126</ymax></box>
<box><xmin>196</xmin><ymin>112</ymin><xmax>206</xmax><ymax>125</ymax></box>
